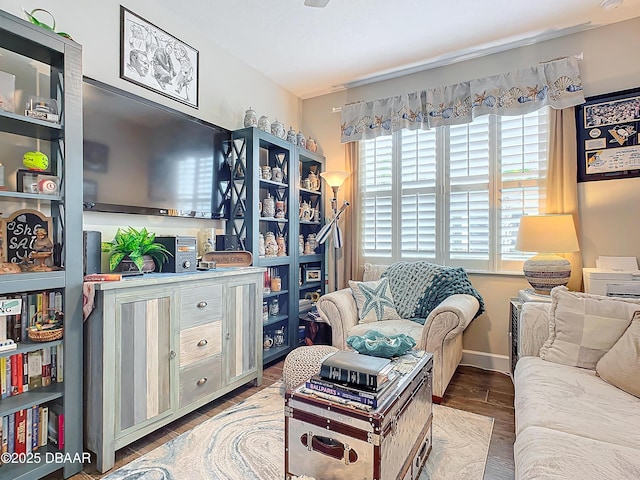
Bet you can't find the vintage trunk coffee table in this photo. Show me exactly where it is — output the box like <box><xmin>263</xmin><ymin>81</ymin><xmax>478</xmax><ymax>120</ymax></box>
<box><xmin>285</xmin><ymin>351</ymin><xmax>433</xmax><ymax>480</ymax></box>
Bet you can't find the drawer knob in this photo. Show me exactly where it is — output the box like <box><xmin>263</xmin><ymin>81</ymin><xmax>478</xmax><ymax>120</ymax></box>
<box><xmin>197</xmin><ymin>339</ymin><xmax>208</xmax><ymax>347</ymax></box>
<box><xmin>197</xmin><ymin>301</ymin><xmax>207</xmax><ymax>308</ymax></box>
<box><xmin>196</xmin><ymin>377</ymin><xmax>208</xmax><ymax>386</ymax></box>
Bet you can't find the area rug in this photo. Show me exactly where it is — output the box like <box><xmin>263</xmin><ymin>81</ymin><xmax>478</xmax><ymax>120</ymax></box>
<box><xmin>104</xmin><ymin>382</ymin><xmax>493</xmax><ymax>480</ymax></box>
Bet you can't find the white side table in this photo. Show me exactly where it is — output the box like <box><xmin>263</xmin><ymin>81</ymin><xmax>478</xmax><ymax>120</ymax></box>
<box><xmin>509</xmin><ymin>289</ymin><xmax>552</xmax><ymax>380</ymax></box>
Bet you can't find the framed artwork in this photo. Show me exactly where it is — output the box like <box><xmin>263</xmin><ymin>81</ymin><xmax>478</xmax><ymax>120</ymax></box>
<box><xmin>576</xmin><ymin>87</ymin><xmax>640</xmax><ymax>182</ymax></box>
<box><xmin>120</xmin><ymin>6</ymin><xmax>199</xmax><ymax>108</ymax></box>
<box><xmin>304</xmin><ymin>268</ymin><xmax>321</xmax><ymax>283</ymax></box>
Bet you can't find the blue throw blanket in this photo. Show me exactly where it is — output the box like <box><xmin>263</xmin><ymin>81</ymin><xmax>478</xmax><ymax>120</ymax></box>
<box><xmin>381</xmin><ymin>262</ymin><xmax>484</xmax><ymax>324</ymax></box>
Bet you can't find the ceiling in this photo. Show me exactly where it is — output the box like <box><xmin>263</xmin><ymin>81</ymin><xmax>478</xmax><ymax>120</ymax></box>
<box><xmin>158</xmin><ymin>0</ymin><xmax>640</xmax><ymax>99</ymax></box>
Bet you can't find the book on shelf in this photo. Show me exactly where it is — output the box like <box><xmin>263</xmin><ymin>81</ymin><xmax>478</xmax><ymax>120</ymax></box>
<box><xmin>27</xmin><ymin>350</ymin><xmax>43</xmax><ymax>390</ymax></box>
<box><xmin>305</xmin><ymin>373</ymin><xmax>399</xmax><ymax>408</ymax></box>
<box><xmin>48</xmin><ymin>403</ymin><xmax>64</xmax><ymax>450</ymax></box>
<box><xmin>14</xmin><ymin>409</ymin><xmax>27</xmax><ymax>455</ymax></box>
<box><xmin>39</xmin><ymin>406</ymin><xmax>48</xmax><ymax>447</ymax></box>
<box><xmin>84</xmin><ymin>273</ymin><xmax>123</xmax><ymax>282</ymax></box>
<box><xmin>320</xmin><ymin>351</ymin><xmax>394</xmax><ymax>390</ymax></box>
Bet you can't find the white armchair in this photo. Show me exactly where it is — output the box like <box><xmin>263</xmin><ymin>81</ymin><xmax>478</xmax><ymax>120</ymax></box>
<box><xmin>316</xmin><ymin>263</ymin><xmax>480</xmax><ymax>401</ymax></box>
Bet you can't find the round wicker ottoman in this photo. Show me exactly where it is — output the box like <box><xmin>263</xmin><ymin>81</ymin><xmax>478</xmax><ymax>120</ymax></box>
<box><xmin>282</xmin><ymin>345</ymin><xmax>339</xmax><ymax>391</ymax></box>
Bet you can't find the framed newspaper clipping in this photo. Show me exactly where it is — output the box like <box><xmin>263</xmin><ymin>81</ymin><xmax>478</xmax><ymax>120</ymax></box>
<box><xmin>576</xmin><ymin>87</ymin><xmax>640</xmax><ymax>182</ymax></box>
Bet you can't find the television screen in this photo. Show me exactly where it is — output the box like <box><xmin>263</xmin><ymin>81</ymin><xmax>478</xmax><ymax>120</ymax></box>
<box><xmin>82</xmin><ymin>77</ymin><xmax>229</xmax><ymax>218</ymax></box>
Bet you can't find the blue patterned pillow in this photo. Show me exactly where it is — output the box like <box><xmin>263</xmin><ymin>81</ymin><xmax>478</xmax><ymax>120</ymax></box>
<box><xmin>347</xmin><ymin>330</ymin><xmax>416</xmax><ymax>358</ymax></box>
<box><xmin>349</xmin><ymin>278</ymin><xmax>401</xmax><ymax>324</ymax></box>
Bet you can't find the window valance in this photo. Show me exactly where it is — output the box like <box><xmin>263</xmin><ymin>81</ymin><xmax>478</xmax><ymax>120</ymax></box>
<box><xmin>340</xmin><ymin>57</ymin><xmax>585</xmax><ymax>143</ymax></box>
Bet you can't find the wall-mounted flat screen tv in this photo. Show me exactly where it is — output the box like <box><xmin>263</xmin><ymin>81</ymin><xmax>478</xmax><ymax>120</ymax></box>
<box><xmin>82</xmin><ymin>77</ymin><xmax>229</xmax><ymax>218</ymax></box>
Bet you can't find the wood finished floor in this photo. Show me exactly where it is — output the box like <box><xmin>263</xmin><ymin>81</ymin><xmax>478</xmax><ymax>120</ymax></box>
<box><xmin>54</xmin><ymin>361</ymin><xmax>515</xmax><ymax>480</ymax></box>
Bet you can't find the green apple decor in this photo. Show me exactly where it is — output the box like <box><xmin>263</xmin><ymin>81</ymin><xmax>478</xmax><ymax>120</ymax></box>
<box><xmin>106</xmin><ymin>227</ymin><xmax>172</xmax><ymax>273</ymax></box>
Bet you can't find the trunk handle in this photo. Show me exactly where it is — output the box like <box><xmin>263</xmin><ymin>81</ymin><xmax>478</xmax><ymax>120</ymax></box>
<box><xmin>301</xmin><ymin>433</ymin><xmax>358</xmax><ymax>464</ymax></box>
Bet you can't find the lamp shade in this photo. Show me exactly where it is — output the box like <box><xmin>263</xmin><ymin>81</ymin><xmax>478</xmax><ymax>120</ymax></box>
<box><xmin>515</xmin><ymin>214</ymin><xmax>579</xmax><ymax>253</ymax></box>
<box><xmin>319</xmin><ymin>171</ymin><xmax>349</xmax><ymax>188</ymax></box>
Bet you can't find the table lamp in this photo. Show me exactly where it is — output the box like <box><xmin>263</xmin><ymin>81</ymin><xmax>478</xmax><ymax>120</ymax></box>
<box><xmin>515</xmin><ymin>214</ymin><xmax>580</xmax><ymax>294</ymax></box>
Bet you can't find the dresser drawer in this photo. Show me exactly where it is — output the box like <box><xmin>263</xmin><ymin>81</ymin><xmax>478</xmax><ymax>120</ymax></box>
<box><xmin>179</xmin><ymin>356</ymin><xmax>223</xmax><ymax>409</ymax></box>
<box><xmin>180</xmin><ymin>284</ymin><xmax>223</xmax><ymax>328</ymax></box>
<box><xmin>179</xmin><ymin>321</ymin><xmax>223</xmax><ymax>368</ymax></box>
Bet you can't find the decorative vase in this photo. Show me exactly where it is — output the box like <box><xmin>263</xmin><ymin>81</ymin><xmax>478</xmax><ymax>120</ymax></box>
<box><xmin>261</xmin><ymin>165</ymin><xmax>272</xmax><ymax>180</ymax></box>
<box><xmin>299</xmin><ymin>200</ymin><xmax>312</xmax><ymax>220</ymax></box>
<box><xmin>304</xmin><ymin>240</ymin><xmax>313</xmax><ymax>255</ymax></box>
<box><xmin>271</xmin><ymin>119</ymin><xmax>285</xmax><ymax>139</ymax></box>
<box><xmin>243</xmin><ymin>107</ymin><xmax>257</xmax><ymax>128</ymax></box>
<box><xmin>262</xmin><ymin>194</ymin><xmax>275</xmax><ymax>217</ymax></box>
<box><xmin>307</xmin><ymin>233</ymin><xmax>317</xmax><ymax>252</ymax></box>
<box><xmin>307</xmin><ymin>171</ymin><xmax>320</xmax><ymax>191</ymax></box>
<box><xmin>296</xmin><ymin>131</ymin><xmax>306</xmax><ymax>149</ymax></box>
<box><xmin>299</xmin><ymin>234</ymin><xmax>305</xmax><ymax>254</ymax></box>
<box><xmin>276</xmin><ymin>234</ymin><xmax>287</xmax><ymax>256</ymax></box>
<box><xmin>258</xmin><ymin>233</ymin><xmax>266</xmax><ymax>257</ymax></box>
<box><xmin>275</xmin><ymin>200</ymin><xmax>286</xmax><ymax>219</ymax></box>
<box><xmin>258</xmin><ymin>115</ymin><xmax>270</xmax><ymax>132</ymax></box>
<box><xmin>264</xmin><ymin>231</ymin><xmax>278</xmax><ymax>257</ymax></box>
<box><xmin>286</xmin><ymin>126</ymin><xmax>297</xmax><ymax>144</ymax></box>
<box><xmin>269</xmin><ymin>299</ymin><xmax>280</xmax><ymax>317</ymax></box>
<box><xmin>306</xmin><ymin>137</ymin><xmax>318</xmax><ymax>152</ymax></box>
<box><xmin>274</xmin><ymin>326</ymin><xmax>285</xmax><ymax>346</ymax></box>
<box><xmin>272</xmin><ymin>166</ymin><xmax>283</xmax><ymax>183</ymax></box>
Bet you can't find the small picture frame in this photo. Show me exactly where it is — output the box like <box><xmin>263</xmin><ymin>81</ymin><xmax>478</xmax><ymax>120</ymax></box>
<box><xmin>16</xmin><ymin>169</ymin><xmax>41</xmax><ymax>193</ymax></box>
<box><xmin>304</xmin><ymin>268</ymin><xmax>321</xmax><ymax>283</ymax></box>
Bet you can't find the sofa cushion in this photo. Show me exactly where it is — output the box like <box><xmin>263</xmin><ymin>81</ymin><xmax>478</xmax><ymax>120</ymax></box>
<box><xmin>596</xmin><ymin>311</ymin><xmax>640</xmax><ymax>398</ymax></box>
<box><xmin>539</xmin><ymin>286</ymin><xmax>640</xmax><ymax>369</ymax></box>
<box><xmin>515</xmin><ymin>356</ymin><xmax>640</xmax><ymax>449</ymax></box>
<box><xmin>348</xmin><ymin>278</ymin><xmax>401</xmax><ymax>323</ymax></box>
<box><xmin>515</xmin><ymin>425</ymin><xmax>640</xmax><ymax>480</ymax></box>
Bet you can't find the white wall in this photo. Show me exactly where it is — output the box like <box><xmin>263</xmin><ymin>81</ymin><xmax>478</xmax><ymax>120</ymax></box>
<box><xmin>0</xmin><ymin>1</ymin><xmax>302</xmax><ymax>243</ymax></box>
<box><xmin>302</xmin><ymin>17</ymin><xmax>640</xmax><ymax>369</ymax></box>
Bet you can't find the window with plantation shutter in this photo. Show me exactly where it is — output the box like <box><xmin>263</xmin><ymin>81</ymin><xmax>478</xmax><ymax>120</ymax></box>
<box><xmin>358</xmin><ymin>108</ymin><xmax>548</xmax><ymax>273</ymax></box>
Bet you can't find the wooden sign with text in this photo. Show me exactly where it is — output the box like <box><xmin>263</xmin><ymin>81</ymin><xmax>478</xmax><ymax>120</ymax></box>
<box><xmin>2</xmin><ymin>209</ymin><xmax>53</xmax><ymax>264</ymax></box>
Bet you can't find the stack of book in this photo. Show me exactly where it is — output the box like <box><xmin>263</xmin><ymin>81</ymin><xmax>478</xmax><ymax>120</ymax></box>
<box><xmin>302</xmin><ymin>351</ymin><xmax>400</xmax><ymax>410</ymax></box>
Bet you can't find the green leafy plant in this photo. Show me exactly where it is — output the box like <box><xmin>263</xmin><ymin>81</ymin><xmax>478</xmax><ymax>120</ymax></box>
<box><xmin>106</xmin><ymin>227</ymin><xmax>172</xmax><ymax>272</ymax></box>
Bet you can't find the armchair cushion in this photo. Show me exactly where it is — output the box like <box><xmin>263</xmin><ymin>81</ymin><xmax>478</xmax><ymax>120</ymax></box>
<box><xmin>540</xmin><ymin>286</ymin><xmax>640</xmax><ymax>370</ymax></box>
<box><xmin>348</xmin><ymin>278</ymin><xmax>401</xmax><ymax>323</ymax></box>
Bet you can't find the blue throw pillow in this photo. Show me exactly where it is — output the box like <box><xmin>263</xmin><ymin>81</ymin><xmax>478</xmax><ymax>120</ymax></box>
<box><xmin>347</xmin><ymin>330</ymin><xmax>416</xmax><ymax>358</ymax></box>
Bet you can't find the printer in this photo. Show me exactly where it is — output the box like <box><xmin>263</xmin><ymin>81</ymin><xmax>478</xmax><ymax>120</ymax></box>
<box><xmin>583</xmin><ymin>256</ymin><xmax>640</xmax><ymax>297</ymax></box>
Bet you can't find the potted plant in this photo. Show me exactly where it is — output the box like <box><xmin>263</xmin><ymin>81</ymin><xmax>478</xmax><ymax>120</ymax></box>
<box><xmin>106</xmin><ymin>226</ymin><xmax>172</xmax><ymax>273</ymax></box>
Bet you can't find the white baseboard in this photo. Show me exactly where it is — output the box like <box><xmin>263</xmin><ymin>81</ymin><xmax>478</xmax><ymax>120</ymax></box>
<box><xmin>461</xmin><ymin>350</ymin><xmax>510</xmax><ymax>374</ymax></box>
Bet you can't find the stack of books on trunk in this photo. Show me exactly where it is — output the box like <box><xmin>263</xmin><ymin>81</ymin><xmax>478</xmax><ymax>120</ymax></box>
<box><xmin>301</xmin><ymin>351</ymin><xmax>400</xmax><ymax>410</ymax></box>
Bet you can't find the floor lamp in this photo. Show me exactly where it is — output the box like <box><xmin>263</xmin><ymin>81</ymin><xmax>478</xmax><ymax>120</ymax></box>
<box><xmin>317</xmin><ymin>171</ymin><xmax>350</xmax><ymax>292</ymax></box>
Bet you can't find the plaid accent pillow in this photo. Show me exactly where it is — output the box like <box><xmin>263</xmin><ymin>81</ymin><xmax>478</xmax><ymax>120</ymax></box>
<box><xmin>349</xmin><ymin>278</ymin><xmax>401</xmax><ymax>324</ymax></box>
<box><xmin>596</xmin><ymin>311</ymin><xmax>640</xmax><ymax>398</ymax></box>
<box><xmin>540</xmin><ymin>286</ymin><xmax>640</xmax><ymax>370</ymax></box>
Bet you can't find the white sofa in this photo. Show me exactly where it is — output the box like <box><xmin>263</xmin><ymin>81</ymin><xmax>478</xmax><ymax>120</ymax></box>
<box><xmin>316</xmin><ymin>263</ymin><xmax>480</xmax><ymax>401</ymax></box>
<box><xmin>514</xmin><ymin>302</ymin><xmax>640</xmax><ymax>479</ymax></box>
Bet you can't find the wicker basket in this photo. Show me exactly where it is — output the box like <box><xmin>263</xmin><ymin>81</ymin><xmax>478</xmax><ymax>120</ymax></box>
<box><xmin>28</xmin><ymin>308</ymin><xmax>63</xmax><ymax>342</ymax></box>
<box><xmin>28</xmin><ymin>327</ymin><xmax>63</xmax><ymax>342</ymax></box>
